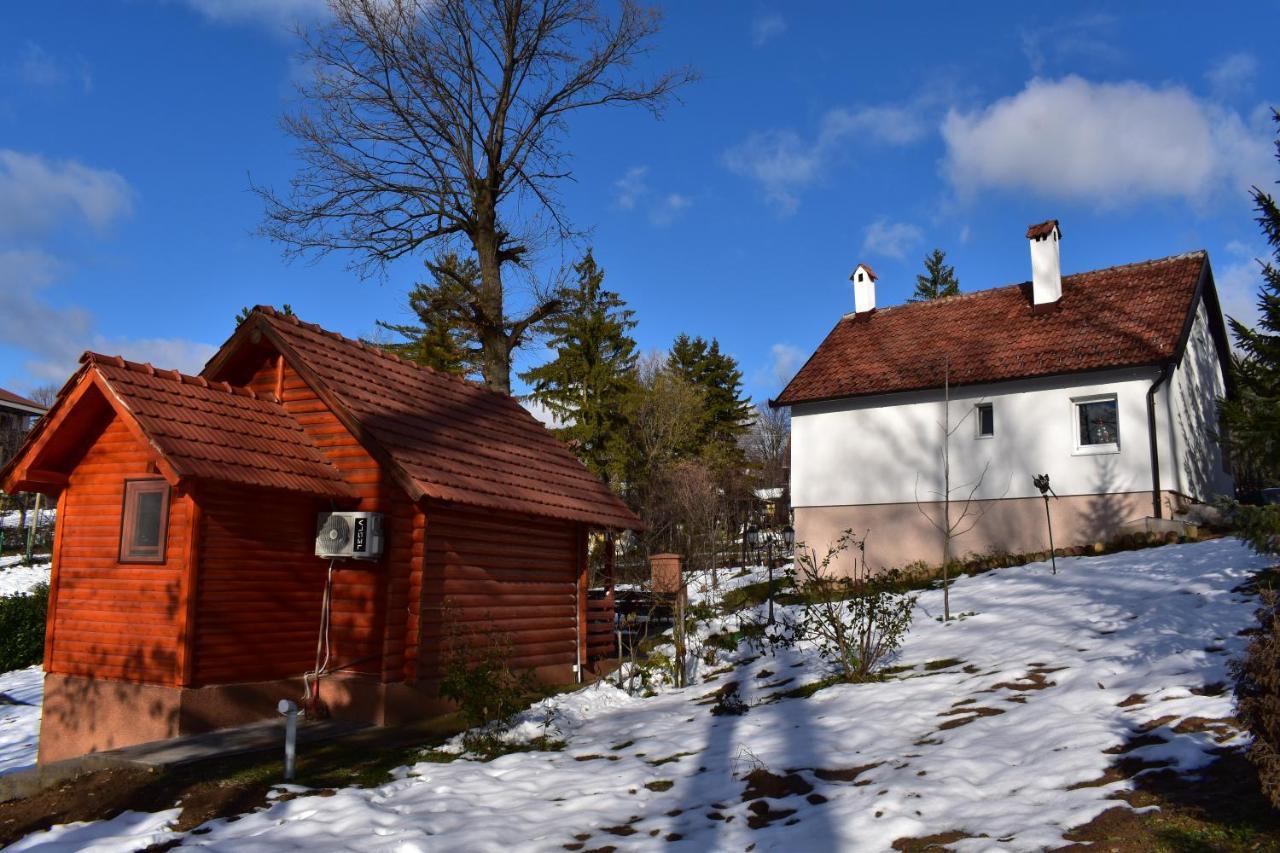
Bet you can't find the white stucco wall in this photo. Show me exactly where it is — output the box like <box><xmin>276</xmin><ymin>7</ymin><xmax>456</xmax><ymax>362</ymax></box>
<box><xmin>793</xmin><ymin>367</ymin><xmax>1170</xmax><ymax>510</ymax></box>
<box><xmin>1158</xmin><ymin>297</ymin><xmax>1234</xmax><ymax>503</ymax></box>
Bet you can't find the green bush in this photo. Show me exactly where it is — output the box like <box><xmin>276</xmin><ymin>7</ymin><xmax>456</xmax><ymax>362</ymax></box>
<box><xmin>0</xmin><ymin>583</ymin><xmax>47</xmax><ymax>673</ymax></box>
<box><xmin>438</xmin><ymin>607</ymin><xmax>538</xmax><ymax>730</ymax></box>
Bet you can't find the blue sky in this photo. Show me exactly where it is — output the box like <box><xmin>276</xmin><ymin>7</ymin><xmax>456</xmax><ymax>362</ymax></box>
<box><xmin>1</xmin><ymin>2</ymin><xmax>1276</xmax><ymax>407</ymax></box>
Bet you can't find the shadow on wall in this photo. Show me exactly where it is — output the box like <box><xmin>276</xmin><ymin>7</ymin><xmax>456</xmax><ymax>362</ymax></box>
<box><xmin>1078</xmin><ymin>456</ymin><xmax>1126</xmax><ymax>545</ymax></box>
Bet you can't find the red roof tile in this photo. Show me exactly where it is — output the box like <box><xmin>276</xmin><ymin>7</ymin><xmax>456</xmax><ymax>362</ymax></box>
<box><xmin>0</xmin><ymin>386</ymin><xmax>44</xmax><ymax>414</ymax></box>
<box><xmin>86</xmin><ymin>354</ymin><xmax>353</xmax><ymax>499</ymax></box>
<box><xmin>216</xmin><ymin>308</ymin><xmax>642</xmax><ymax>530</ymax></box>
<box><xmin>775</xmin><ymin>251</ymin><xmax>1210</xmax><ymax>407</ymax></box>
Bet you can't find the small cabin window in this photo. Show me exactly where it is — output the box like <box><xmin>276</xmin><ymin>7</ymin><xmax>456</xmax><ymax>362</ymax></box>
<box><xmin>975</xmin><ymin>403</ymin><xmax>994</xmax><ymax>438</ymax></box>
<box><xmin>119</xmin><ymin>479</ymin><xmax>170</xmax><ymax>563</ymax></box>
<box><xmin>1074</xmin><ymin>395</ymin><xmax>1120</xmax><ymax>453</ymax></box>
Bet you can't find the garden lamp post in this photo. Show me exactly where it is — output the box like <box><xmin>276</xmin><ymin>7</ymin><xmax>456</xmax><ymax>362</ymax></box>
<box><xmin>1033</xmin><ymin>473</ymin><xmax>1058</xmax><ymax>575</ymax></box>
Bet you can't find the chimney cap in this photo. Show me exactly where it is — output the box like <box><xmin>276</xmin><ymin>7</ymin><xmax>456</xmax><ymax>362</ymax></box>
<box><xmin>1026</xmin><ymin>219</ymin><xmax>1061</xmax><ymax>240</ymax></box>
<box><xmin>850</xmin><ymin>263</ymin><xmax>878</xmax><ymax>281</ymax></box>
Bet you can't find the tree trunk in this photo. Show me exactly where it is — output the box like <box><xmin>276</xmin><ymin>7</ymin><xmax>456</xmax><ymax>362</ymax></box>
<box><xmin>473</xmin><ymin>220</ymin><xmax>511</xmax><ymax>394</ymax></box>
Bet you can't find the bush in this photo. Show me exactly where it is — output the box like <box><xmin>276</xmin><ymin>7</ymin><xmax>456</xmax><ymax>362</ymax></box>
<box><xmin>774</xmin><ymin>532</ymin><xmax>918</xmax><ymax>681</ymax></box>
<box><xmin>0</xmin><ymin>583</ymin><xmax>47</xmax><ymax>672</ymax></box>
<box><xmin>438</xmin><ymin>607</ymin><xmax>539</xmax><ymax>730</ymax></box>
<box><xmin>1232</xmin><ymin>588</ymin><xmax>1280</xmax><ymax>807</ymax></box>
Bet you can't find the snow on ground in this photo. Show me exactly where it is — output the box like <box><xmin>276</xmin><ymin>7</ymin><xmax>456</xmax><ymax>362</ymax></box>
<box><xmin>9</xmin><ymin>539</ymin><xmax>1274</xmax><ymax>852</ymax></box>
<box><xmin>0</xmin><ymin>556</ymin><xmax>51</xmax><ymax>598</ymax></box>
<box><xmin>0</xmin><ymin>667</ymin><xmax>43</xmax><ymax>777</ymax></box>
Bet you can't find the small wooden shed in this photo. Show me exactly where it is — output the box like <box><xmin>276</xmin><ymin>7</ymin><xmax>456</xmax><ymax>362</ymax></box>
<box><xmin>0</xmin><ymin>307</ymin><xmax>641</xmax><ymax>763</ymax></box>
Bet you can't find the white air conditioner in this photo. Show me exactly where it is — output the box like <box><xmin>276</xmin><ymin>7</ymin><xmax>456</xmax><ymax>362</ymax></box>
<box><xmin>315</xmin><ymin>511</ymin><xmax>384</xmax><ymax>561</ymax></box>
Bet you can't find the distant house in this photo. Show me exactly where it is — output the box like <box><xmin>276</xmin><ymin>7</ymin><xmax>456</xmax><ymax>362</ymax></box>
<box><xmin>0</xmin><ymin>387</ymin><xmax>47</xmax><ymax>469</ymax></box>
<box><xmin>1</xmin><ymin>307</ymin><xmax>640</xmax><ymax>764</ymax></box>
<box><xmin>774</xmin><ymin>222</ymin><xmax>1234</xmax><ymax>573</ymax></box>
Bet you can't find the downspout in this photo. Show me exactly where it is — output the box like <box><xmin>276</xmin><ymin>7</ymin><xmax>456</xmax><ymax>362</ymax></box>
<box><xmin>1146</xmin><ymin>364</ymin><xmax>1172</xmax><ymax>519</ymax></box>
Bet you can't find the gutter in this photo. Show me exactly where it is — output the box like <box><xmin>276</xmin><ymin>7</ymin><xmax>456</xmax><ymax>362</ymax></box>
<box><xmin>1145</xmin><ymin>364</ymin><xmax>1173</xmax><ymax>519</ymax></box>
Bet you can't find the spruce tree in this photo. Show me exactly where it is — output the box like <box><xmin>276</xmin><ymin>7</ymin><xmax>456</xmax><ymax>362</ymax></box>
<box><xmin>667</xmin><ymin>334</ymin><xmax>751</xmax><ymax>461</ymax></box>
<box><xmin>909</xmin><ymin>248</ymin><xmax>960</xmax><ymax>302</ymax></box>
<box><xmin>520</xmin><ymin>250</ymin><xmax>638</xmax><ymax>484</ymax></box>
<box><xmin>374</xmin><ymin>254</ymin><xmax>480</xmax><ymax>377</ymax></box>
<box><xmin>1221</xmin><ymin>109</ymin><xmax>1280</xmax><ymax>483</ymax></box>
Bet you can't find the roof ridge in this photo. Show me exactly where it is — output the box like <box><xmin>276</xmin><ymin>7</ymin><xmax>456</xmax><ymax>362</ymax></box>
<box><xmin>851</xmin><ymin>249</ymin><xmax>1207</xmax><ymax>320</ymax></box>
<box><xmin>250</xmin><ymin>306</ymin><xmax>512</xmax><ymax>400</ymax></box>
<box><xmin>81</xmin><ymin>351</ymin><xmax>264</xmax><ymax>400</ymax></box>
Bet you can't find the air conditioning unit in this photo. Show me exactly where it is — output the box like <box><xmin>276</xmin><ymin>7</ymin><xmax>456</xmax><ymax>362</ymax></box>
<box><xmin>315</xmin><ymin>511</ymin><xmax>384</xmax><ymax>561</ymax></box>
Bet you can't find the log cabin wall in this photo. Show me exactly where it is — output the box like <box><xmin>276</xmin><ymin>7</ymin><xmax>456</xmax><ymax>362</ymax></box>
<box><xmin>48</xmin><ymin>413</ymin><xmax>189</xmax><ymax>685</ymax></box>
<box><xmin>418</xmin><ymin>503</ymin><xmax>586</xmax><ymax>685</ymax></box>
<box><xmin>242</xmin><ymin>356</ymin><xmax>420</xmax><ymax>683</ymax></box>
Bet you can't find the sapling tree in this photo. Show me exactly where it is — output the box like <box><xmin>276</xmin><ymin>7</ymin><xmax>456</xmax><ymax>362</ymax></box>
<box><xmin>776</xmin><ymin>531</ymin><xmax>918</xmax><ymax>681</ymax></box>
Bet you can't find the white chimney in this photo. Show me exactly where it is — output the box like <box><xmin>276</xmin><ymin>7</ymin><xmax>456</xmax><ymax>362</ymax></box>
<box><xmin>1026</xmin><ymin>219</ymin><xmax>1062</xmax><ymax>307</ymax></box>
<box><xmin>851</xmin><ymin>263</ymin><xmax>877</xmax><ymax>314</ymax></box>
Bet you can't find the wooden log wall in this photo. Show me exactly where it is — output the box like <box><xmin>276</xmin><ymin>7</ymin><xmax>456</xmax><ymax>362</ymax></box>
<box><xmin>242</xmin><ymin>357</ymin><xmax>419</xmax><ymax>683</ymax></box>
<box><xmin>418</xmin><ymin>503</ymin><xmax>585</xmax><ymax>681</ymax></box>
<box><xmin>48</xmin><ymin>414</ymin><xmax>187</xmax><ymax>684</ymax></box>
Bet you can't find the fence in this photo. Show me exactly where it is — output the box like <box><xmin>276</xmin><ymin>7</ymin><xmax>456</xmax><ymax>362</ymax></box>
<box><xmin>0</xmin><ymin>494</ymin><xmax>55</xmax><ymax>558</ymax></box>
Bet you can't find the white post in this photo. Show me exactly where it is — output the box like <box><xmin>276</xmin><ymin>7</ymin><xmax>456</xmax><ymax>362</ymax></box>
<box><xmin>278</xmin><ymin>699</ymin><xmax>298</xmax><ymax>781</ymax></box>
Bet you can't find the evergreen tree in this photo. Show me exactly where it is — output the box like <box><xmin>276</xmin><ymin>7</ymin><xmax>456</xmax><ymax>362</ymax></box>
<box><xmin>667</xmin><ymin>334</ymin><xmax>751</xmax><ymax>460</ymax></box>
<box><xmin>909</xmin><ymin>248</ymin><xmax>960</xmax><ymax>302</ymax></box>
<box><xmin>520</xmin><ymin>250</ymin><xmax>637</xmax><ymax>484</ymax></box>
<box><xmin>1221</xmin><ymin>109</ymin><xmax>1280</xmax><ymax>483</ymax></box>
<box><xmin>374</xmin><ymin>254</ymin><xmax>480</xmax><ymax>377</ymax></box>
<box><xmin>236</xmin><ymin>303</ymin><xmax>294</xmax><ymax>324</ymax></box>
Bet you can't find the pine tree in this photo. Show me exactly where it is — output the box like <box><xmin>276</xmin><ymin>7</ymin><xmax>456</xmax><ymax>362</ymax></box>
<box><xmin>909</xmin><ymin>248</ymin><xmax>960</xmax><ymax>302</ymax></box>
<box><xmin>520</xmin><ymin>250</ymin><xmax>637</xmax><ymax>484</ymax></box>
<box><xmin>1221</xmin><ymin>109</ymin><xmax>1280</xmax><ymax>483</ymax></box>
<box><xmin>667</xmin><ymin>334</ymin><xmax>751</xmax><ymax>461</ymax></box>
<box><xmin>374</xmin><ymin>254</ymin><xmax>480</xmax><ymax>377</ymax></box>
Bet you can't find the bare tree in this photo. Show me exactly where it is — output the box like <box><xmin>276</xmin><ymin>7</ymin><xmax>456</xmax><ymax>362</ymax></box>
<box><xmin>914</xmin><ymin>359</ymin><xmax>1008</xmax><ymax>621</ymax></box>
<box><xmin>259</xmin><ymin>0</ymin><xmax>695</xmax><ymax>393</ymax></box>
<box><xmin>746</xmin><ymin>403</ymin><xmax>789</xmax><ymax>489</ymax></box>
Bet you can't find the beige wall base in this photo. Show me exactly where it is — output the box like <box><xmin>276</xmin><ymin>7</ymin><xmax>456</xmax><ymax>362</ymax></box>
<box><xmin>794</xmin><ymin>491</ymin><xmax>1186</xmax><ymax>576</ymax></box>
<box><xmin>39</xmin><ymin>662</ymin><xmax>585</xmax><ymax>764</ymax></box>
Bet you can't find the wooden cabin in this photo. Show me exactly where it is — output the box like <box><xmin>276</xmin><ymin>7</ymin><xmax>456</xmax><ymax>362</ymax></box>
<box><xmin>0</xmin><ymin>307</ymin><xmax>641</xmax><ymax>764</ymax></box>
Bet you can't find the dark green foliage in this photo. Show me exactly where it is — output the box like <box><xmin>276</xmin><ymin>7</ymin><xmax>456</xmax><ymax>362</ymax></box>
<box><xmin>909</xmin><ymin>248</ymin><xmax>960</xmax><ymax>303</ymax></box>
<box><xmin>236</xmin><ymin>303</ymin><xmax>294</xmax><ymax>324</ymax></box>
<box><xmin>520</xmin><ymin>250</ymin><xmax>638</xmax><ymax>483</ymax></box>
<box><xmin>667</xmin><ymin>334</ymin><xmax>751</xmax><ymax>460</ymax></box>
<box><xmin>0</xmin><ymin>583</ymin><xmax>47</xmax><ymax>672</ymax></box>
<box><xmin>1232</xmin><ymin>588</ymin><xmax>1280</xmax><ymax>808</ymax></box>
<box><xmin>1221</xmin><ymin>109</ymin><xmax>1280</xmax><ymax>484</ymax></box>
<box><xmin>1230</xmin><ymin>503</ymin><xmax>1280</xmax><ymax>556</ymax></box>
<box><xmin>374</xmin><ymin>253</ymin><xmax>481</xmax><ymax>377</ymax></box>
<box><xmin>438</xmin><ymin>608</ymin><xmax>538</xmax><ymax>731</ymax></box>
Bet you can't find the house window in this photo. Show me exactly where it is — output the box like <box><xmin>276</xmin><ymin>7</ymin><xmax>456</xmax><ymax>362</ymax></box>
<box><xmin>976</xmin><ymin>403</ymin><xmax>994</xmax><ymax>438</ymax></box>
<box><xmin>119</xmin><ymin>479</ymin><xmax>170</xmax><ymax>563</ymax></box>
<box><xmin>1074</xmin><ymin>396</ymin><xmax>1120</xmax><ymax>453</ymax></box>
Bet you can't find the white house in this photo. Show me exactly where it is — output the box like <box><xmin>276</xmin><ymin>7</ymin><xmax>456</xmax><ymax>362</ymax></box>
<box><xmin>774</xmin><ymin>221</ymin><xmax>1235</xmax><ymax>573</ymax></box>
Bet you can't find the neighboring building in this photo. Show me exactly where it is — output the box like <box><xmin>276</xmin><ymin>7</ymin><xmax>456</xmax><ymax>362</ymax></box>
<box><xmin>1</xmin><ymin>307</ymin><xmax>640</xmax><ymax>763</ymax></box>
<box><xmin>774</xmin><ymin>222</ymin><xmax>1234</xmax><ymax>574</ymax></box>
<box><xmin>0</xmin><ymin>387</ymin><xmax>47</xmax><ymax>469</ymax></box>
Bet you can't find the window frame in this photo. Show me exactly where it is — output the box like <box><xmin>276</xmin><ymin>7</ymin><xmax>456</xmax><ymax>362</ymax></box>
<box><xmin>975</xmin><ymin>402</ymin><xmax>994</xmax><ymax>439</ymax></box>
<box><xmin>1072</xmin><ymin>394</ymin><xmax>1121</xmax><ymax>455</ymax></box>
<box><xmin>118</xmin><ymin>478</ymin><xmax>171</xmax><ymax>564</ymax></box>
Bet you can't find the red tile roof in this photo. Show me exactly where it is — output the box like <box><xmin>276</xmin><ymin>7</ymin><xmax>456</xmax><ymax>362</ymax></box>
<box><xmin>0</xmin><ymin>386</ymin><xmax>45</xmax><ymax>414</ymax></box>
<box><xmin>85</xmin><ymin>354</ymin><xmax>353</xmax><ymax>498</ymax></box>
<box><xmin>1026</xmin><ymin>219</ymin><xmax>1060</xmax><ymax>239</ymax></box>
<box><xmin>215</xmin><ymin>308</ymin><xmax>642</xmax><ymax>530</ymax></box>
<box><xmin>775</xmin><ymin>251</ymin><xmax>1210</xmax><ymax>407</ymax></box>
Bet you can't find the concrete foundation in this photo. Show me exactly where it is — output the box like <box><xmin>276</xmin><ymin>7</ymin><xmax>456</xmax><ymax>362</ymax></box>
<box><xmin>794</xmin><ymin>490</ymin><xmax>1189</xmax><ymax>576</ymax></box>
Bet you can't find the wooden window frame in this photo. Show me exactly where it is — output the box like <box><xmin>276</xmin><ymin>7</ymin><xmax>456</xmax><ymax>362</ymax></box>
<box><xmin>119</xmin><ymin>478</ymin><xmax>170</xmax><ymax>564</ymax></box>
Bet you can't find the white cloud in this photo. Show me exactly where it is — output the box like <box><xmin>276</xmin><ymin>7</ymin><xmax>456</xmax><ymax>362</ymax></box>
<box><xmin>1019</xmin><ymin>14</ymin><xmax>1119</xmax><ymax>75</ymax></box>
<box><xmin>723</xmin><ymin>101</ymin><xmax>931</xmax><ymax>215</ymax></box>
<box><xmin>175</xmin><ymin>0</ymin><xmax>330</xmax><ymax>30</ymax></box>
<box><xmin>766</xmin><ymin>343</ymin><xmax>803</xmax><ymax>387</ymax></box>
<box><xmin>649</xmin><ymin>193</ymin><xmax>692</xmax><ymax>227</ymax></box>
<box><xmin>521</xmin><ymin>397</ymin><xmax>568</xmax><ymax>429</ymax></box>
<box><xmin>0</xmin><ymin>250</ymin><xmax>216</xmax><ymax>385</ymax></box>
<box><xmin>1206</xmin><ymin>52</ymin><xmax>1258</xmax><ymax>97</ymax></box>
<box><xmin>751</xmin><ymin>12</ymin><xmax>786</xmax><ymax>47</ymax></box>
<box><xmin>0</xmin><ymin>150</ymin><xmax>133</xmax><ymax>238</ymax></box>
<box><xmin>862</xmin><ymin>219</ymin><xmax>923</xmax><ymax>260</ymax></box>
<box><xmin>613</xmin><ymin>166</ymin><xmax>649</xmax><ymax>210</ymax></box>
<box><xmin>941</xmin><ymin>76</ymin><xmax>1272</xmax><ymax>207</ymax></box>
<box><xmin>16</xmin><ymin>42</ymin><xmax>92</xmax><ymax>93</ymax></box>
<box><xmin>1216</xmin><ymin>244</ymin><xmax>1264</xmax><ymax>335</ymax></box>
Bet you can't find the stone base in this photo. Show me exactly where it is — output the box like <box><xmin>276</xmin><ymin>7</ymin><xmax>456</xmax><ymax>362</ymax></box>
<box><xmin>39</xmin><ymin>661</ymin><xmax>581</xmax><ymax>764</ymax></box>
<box><xmin>794</xmin><ymin>490</ymin><xmax>1188</xmax><ymax>576</ymax></box>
